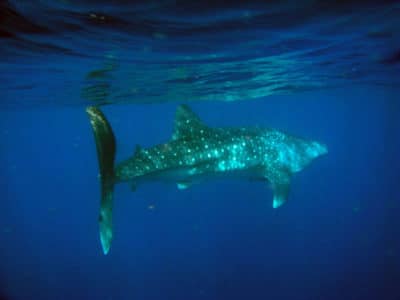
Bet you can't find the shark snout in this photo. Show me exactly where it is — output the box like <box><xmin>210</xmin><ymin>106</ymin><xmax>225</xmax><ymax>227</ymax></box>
<box><xmin>289</xmin><ymin>140</ymin><xmax>328</xmax><ymax>173</ymax></box>
<box><xmin>309</xmin><ymin>141</ymin><xmax>328</xmax><ymax>158</ymax></box>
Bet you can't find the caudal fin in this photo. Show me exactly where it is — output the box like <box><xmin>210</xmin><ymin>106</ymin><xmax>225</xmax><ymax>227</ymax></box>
<box><xmin>86</xmin><ymin>106</ymin><xmax>116</xmax><ymax>255</ymax></box>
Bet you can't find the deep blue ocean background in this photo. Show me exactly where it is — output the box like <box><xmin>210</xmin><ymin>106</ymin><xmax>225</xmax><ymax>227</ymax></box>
<box><xmin>1</xmin><ymin>1</ymin><xmax>400</xmax><ymax>300</ymax></box>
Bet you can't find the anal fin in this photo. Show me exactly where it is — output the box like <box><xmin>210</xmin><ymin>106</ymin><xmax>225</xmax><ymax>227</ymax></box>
<box><xmin>177</xmin><ymin>182</ymin><xmax>192</xmax><ymax>190</ymax></box>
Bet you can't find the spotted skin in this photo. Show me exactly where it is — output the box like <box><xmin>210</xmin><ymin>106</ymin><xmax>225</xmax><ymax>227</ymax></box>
<box><xmin>114</xmin><ymin>105</ymin><xmax>328</xmax><ymax>208</ymax></box>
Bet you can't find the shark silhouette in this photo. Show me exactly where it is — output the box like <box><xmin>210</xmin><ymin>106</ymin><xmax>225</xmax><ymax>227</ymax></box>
<box><xmin>86</xmin><ymin>105</ymin><xmax>328</xmax><ymax>255</ymax></box>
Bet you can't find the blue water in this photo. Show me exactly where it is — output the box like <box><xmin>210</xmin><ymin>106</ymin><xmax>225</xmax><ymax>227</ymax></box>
<box><xmin>1</xmin><ymin>1</ymin><xmax>400</xmax><ymax>300</ymax></box>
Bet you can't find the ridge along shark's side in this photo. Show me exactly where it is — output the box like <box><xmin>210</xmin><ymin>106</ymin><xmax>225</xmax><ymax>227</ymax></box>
<box><xmin>86</xmin><ymin>105</ymin><xmax>328</xmax><ymax>255</ymax></box>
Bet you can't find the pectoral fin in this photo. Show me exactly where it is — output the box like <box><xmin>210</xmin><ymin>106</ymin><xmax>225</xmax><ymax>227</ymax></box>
<box><xmin>272</xmin><ymin>181</ymin><xmax>290</xmax><ymax>208</ymax></box>
<box><xmin>265</xmin><ymin>169</ymin><xmax>291</xmax><ymax>209</ymax></box>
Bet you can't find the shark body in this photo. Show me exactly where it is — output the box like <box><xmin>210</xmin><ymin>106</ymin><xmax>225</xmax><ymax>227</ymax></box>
<box><xmin>86</xmin><ymin>105</ymin><xmax>328</xmax><ymax>255</ymax></box>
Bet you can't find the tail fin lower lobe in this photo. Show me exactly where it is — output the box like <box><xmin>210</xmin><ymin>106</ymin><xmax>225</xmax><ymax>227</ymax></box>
<box><xmin>86</xmin><ymin>106</ymin><xmax>116</xmax><ymax>255</ymax></box>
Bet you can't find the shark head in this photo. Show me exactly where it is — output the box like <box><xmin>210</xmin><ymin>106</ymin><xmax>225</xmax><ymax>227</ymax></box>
<box><xmin>267</xmin><ymin>138</ymin><xmax>327</xmax><ymax>209</ymax></box>
<box><xmin>307</xmin><ymin>141</ymin><xmax>328</xmax><ymax>158</ymax></box>
<box><xmin>282</xmin><ymin>139</ymin><xmax>328</xmax><ymax>173</ymax></box>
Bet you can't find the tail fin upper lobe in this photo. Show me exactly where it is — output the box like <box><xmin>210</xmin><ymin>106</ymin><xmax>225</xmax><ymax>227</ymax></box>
<box><xmin>86</xmin><ymin>106</ymin><xmax>116</xmax><ymax>255</ymax></box>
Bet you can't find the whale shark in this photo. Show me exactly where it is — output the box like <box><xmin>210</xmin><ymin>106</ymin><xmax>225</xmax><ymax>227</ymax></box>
<box><xmin>86</xmin><ymin>105</ymin><xmax>328</xmax><ymax>255</ymax></box>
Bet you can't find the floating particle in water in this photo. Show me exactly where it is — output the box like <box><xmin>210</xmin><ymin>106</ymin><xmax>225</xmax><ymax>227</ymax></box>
<box><xmin>385</xmin><ymin>247</ymin><xmax>396</xmax><ymax>257</ymax></box>
<box><xmin>47</xmin><ymin>207</ymin><xmax>58</xmax><ymax>213</ymax></box>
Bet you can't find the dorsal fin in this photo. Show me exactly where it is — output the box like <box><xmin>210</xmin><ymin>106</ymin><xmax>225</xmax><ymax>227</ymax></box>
<box><xmin>172</xmin><ymin>105</ymin><xmax>207</xmax><ymax>140</ymax></box>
